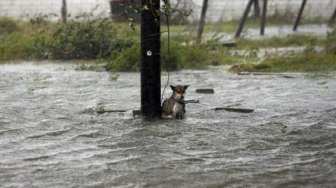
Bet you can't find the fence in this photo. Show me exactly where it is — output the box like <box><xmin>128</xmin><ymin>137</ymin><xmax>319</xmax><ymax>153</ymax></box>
<box><xmin>0</xmin><ymin>0</ymin><xmax>336</xmax><ymax>22</ymax></box>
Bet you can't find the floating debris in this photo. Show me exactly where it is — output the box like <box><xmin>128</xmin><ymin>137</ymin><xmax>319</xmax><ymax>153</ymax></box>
<box><xmin>213</xmin><ymin>107</ymin><xmax>254</xmax><ymax>113</ymax></box>
<box><xmin>196</xmin><ymin>89</ymin><xmax>215</xmax><ymax>94</ymax></box>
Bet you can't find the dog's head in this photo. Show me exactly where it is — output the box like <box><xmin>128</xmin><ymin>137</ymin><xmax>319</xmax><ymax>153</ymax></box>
<box><xmin>170</xmin><ymin>85</ymin><xmax>189</xmax><ymax>100</ymax></box>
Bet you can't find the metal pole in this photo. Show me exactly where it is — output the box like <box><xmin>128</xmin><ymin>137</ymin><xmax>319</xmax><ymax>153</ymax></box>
<box><xmin>260</xmin><ymin>0</ymin><xmax>267</xmax><ymax>35</ymax></box>
<box><xmin>293</xmin><ymin>0</ymin><xmax>307</xmax><ymax>32</ymax></box>
<box><xmin>253</xmin><ymin>0</ymin><xmax>261</xmax><ymax>19</ymax></box>
<box><xmin>61</xmin><ymin>0</ymin><xmax>67</xmax><ymax>23</ymax></box>
<box><xmin>235</xmin><ymin>0</ymin><xmax>255</xmax><ymax>38</ymax></box>
<box><xmin>109</xmin><ymin>0</ymin><xmax>113</xmax><ymax>19</ymax></box>
<box><xmin>141</xmin><ymin>0</ymin><xmax>161</xmax><ymax>119</ymax></box>
<box><xmin>196</xmin><ymin>0</ymin><xmax>209</xmax><ymax>44</ymax></box>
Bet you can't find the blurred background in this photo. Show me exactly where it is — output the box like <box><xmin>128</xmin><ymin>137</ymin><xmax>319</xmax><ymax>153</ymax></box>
<box><xmin>0</xmin><ymin>0</ymin><xmax>336</xmax><ymax>22</ymax></box>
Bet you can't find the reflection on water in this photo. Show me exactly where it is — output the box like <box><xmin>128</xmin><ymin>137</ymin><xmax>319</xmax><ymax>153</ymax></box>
<box><xmin>0</xmin><ymin>62</ymin><xmax>336</xmax><ymax>187</ymax></box>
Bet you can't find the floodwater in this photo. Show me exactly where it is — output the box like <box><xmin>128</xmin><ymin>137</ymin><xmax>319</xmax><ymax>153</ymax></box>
<box><xmin>0</xmin><ymin>62</ymin><xmax>336</xmax><ymax>188</ymax></box>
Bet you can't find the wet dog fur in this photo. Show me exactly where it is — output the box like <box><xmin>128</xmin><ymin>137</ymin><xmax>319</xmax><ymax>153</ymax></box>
<box><xmin>161</xmin><ymin>85</ymin><xmax>189</xmax><ymax>119</ymax></box>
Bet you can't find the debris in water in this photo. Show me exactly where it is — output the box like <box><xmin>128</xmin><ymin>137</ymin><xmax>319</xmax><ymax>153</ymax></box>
<box><xmin>213</xmin><ymin>107</ymin><xmax>254</xmax><ymax>113</ymax></box>
<box><xmin>196</xmin><ymin>89</ymin><xmax>215</xmax><ymax>94</ymax></box>
<box><xmin>184</xmin><ymin>99</ymin><xmax>200</xmax><ymax>104</ymax></box>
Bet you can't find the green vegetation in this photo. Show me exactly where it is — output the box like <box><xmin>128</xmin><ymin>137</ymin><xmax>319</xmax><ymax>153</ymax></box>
<box><xmin>0</xmin><ymin>17</ymin><xmax>137</xmax><ymax>62</ymax></box>
<box><xmin>105</xmin><ymin>40</ymin><xmax>238</xmax><ymax>71</ymax></box>
<box><xmin>0</xmin><ymin>17</ymin><xmax>19</xmax><ymax>35</ymax></box>
<box><xmin>230</xmin><ymin>28</ymin><xmax>336</xmax><ymax>73</ymax></box>
<box><xmin>0</xmin><ymin>16</ymin><xmax>335</xmax><ymax>73</ymax></box>
<box><xmin>230</xmin><ymin>53</ymin><xmax>336</xmax><ymax>73</ymax></box>
<box><xmin>326</xmin><ymin>28</ymin><xmax>336</xmax><ymax>55</ymax></box>
<box><xmin>105</xmin><ymin>44</ymin><xmax>140</xmax><ymax>71</ymax></box>
<box><xmin>236</xmin><ymin>34</ymin><xmax>326</xmax><ymax>49</ymax></box>
<box><xmin>0</xmin><ymin>16</ymin><xmax>239</xmax><ymax>71</ymax></box>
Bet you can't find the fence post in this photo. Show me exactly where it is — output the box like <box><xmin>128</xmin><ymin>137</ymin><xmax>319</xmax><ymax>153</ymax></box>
<box><xmin>141</xmin><ymin>0</ymin><xmax>161</xmax><ymax>119</ymax></box>
<box><xmin>61</xmin><ymin>0</ymin><xmax>67</xmax><ymax>23</ymax></box>
<box><xmin>329</xmin><ymin>7</ymin><xmax>336</xmax><ymax>25</ymax></box>
<box><xmin>260</xmin><ymin>0</ymin><xmax>267</xmax><ymax>35</ymax></box>
<box><xmin>197</xmin><ymin>0</ymin><xmax>209</xmax><ymax>44</ymax></box>
<box><xmin>293</xmin><ymin>0</ymin><xmax>307</xmax><ymax>31</ymax></box>
<box><xmin>253</xmin><ymin>0</ymin><xmax>261</xmax><ymax>19</ymax></box>
<box><xmin>235</xmin><ymin>0</ymin><xmax>255</xmax><ymax>38</ymax></box>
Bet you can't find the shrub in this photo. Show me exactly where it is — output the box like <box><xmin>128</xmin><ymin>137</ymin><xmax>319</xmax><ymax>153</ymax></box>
<box><xmin>0</xmin><ymin>33</ymin><xmax>34</xmax><ymax>60</ymax></box>
<box><xmin>0</xmin><ymin>17</ymin><xmax>240</xmax><ymax>70</ymax></box>
<box><xmin>161</xmin><ymin>40</ymin><xmax>182</xmax><ymax>70</ymax></box>
<box><xmin>105</xmin><ymin>44</ymin><xmax>140</xmax><ymax>71</ymax></box>
<box><xmin>29</xmin><ymin>31</ymin><xmax>53</xmax><ymax>59</ymax></box>
<box><xmin>179</xmin><ymin>45</ymin><xmax>208</xmax><ymax>69</ymax></box>
<box><xmin>326</xmin><ymin>28</ymin><xmax>336</xmax><ymax>54</ymax></box>
<box><xmin>0</xmin><ymin>17</ymin><xmax>19</xmax><ymax>35</ymax></box>
<box><xmin>48</xmin><ymin>19</ymin><xmax>135</xmax><ymax>60</ymax></box>
<box><xmin>105</xmin><ymin>40</ymin><xmax>210</xmax><ymax>72</ymax></box>
<box><xmin>29</xmin><ymin>15</ymin><xmax>50</xmax><ymax>26</ymax></box>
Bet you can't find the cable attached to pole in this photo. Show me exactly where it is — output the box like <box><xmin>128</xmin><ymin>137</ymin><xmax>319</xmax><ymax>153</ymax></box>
<box><xmin>161</xmin><ymin>0</ymin><xmax>171</xmax><ymax>102</ymax></box>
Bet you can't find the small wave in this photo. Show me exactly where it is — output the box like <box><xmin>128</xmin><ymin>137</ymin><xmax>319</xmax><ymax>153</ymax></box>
<box><xmin>23</xmin><ymin>155</ymin><xmax>50</xmax><ymax>162</ymax></box>
<box><xmin>26</xmin><ymin>128</ymin><xmax>73</xmax><ymax>139</ymax></box>
<box><xmin>0</xmin><ymin>129</ymin><xmax>26</xmax><ymax>140</ymax></box>
<box><xmin>70</xmin><ymin>130</ymin><xmax>102</xmax><ymax>140</ymax></box>
<box><xmin>106</xmin><ymin>155</ymin><xmax>141</xmax><ymax>165</ymax></box>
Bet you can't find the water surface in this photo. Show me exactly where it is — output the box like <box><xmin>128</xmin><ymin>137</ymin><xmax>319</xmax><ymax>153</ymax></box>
<box><xmin>0</xmin><ymin>62</ymin><xmax>335</xmax><ymax>187</ymax></box>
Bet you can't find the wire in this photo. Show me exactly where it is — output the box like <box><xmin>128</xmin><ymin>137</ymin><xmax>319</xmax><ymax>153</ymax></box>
<box><xmin>161</xmin><ymin>0</ymin><xmax>171</xmax><ymax>102</ymax></box>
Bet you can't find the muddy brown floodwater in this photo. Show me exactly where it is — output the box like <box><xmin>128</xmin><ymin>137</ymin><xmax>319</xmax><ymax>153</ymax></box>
<box><xmin>0</xmin><ymin>62</ymin><xmax>336</xmax><ymax>188</ymax></box>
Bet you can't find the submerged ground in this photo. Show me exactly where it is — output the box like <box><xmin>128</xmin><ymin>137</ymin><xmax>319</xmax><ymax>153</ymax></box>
<box><xmin>0</xmin><ymin>62</ymin><xmax>335</xmax><ymax>187</ymax></box>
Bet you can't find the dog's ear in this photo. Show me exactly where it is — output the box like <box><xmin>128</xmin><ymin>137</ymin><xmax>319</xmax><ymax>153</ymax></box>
<box><xmin>170</xmin><ymin>85</ymin><xmax>176</xmax><ymax>91</ymax></box>
<box><xmin>183</xmin><ymin>85</ymin><xmax>189</xmax><ymax>91</ymax></box>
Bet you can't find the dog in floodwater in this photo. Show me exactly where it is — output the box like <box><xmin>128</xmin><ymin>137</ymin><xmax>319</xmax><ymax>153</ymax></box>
<box><xmin>162</xmin><ymin>85</ymin><xmax>189</xmax><ymax>119</ymax></box>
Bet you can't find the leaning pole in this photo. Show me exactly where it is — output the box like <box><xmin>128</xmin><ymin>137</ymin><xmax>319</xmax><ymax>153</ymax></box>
<box><xmin>141</xmin><ymin>0</ymin><xmax>161</xmax><ymax>119</ymax></box>
<box><xmin>329</xmin><ymin>7</ymin><xmax>336</xmax><ymax>24</ymax></box>
<box><xmin>293</xmin><ymin>0</ymin><xmax>307</xmax><ymax>31</ymax></box>
<box><xmin>196</xmin><ymin>0</ymin><xmax>209</xmax><ymax>44</ymax></box>
<box><xmin>235</xmin><ymin>0</ymin><xmax>255</xmax><ymax>38</ymax></box>
<box><xmin>260</xmin><ymin>0</ymin><xmax>267</xmax><ymax>35</ymax></box>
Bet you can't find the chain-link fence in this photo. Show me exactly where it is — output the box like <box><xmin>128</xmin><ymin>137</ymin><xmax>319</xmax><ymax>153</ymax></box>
<box><xmin>205</xmin><ymin>0</ymin><xmax>336</xmax><ymax>22</ymax></box>
<box><xmin>0</xmin><ymin>0</ymin><xmax>336</xmax><ymax>22</ymax></box>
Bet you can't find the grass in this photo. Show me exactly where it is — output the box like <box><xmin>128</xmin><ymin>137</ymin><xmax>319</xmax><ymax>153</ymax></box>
<box><xmin>229</xmin><ymin>27</ymin><xmax>336</xmax><ymax>73</ymax></box>
<box><xmin>236</xmin><ymin>34</ymin><xmax>326</xmax><ymax>49</ymax></box>
<box><xmin>230</xmin><ymin>52</ymin><xmax>336</xmax><ymax>73</ymax></box>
